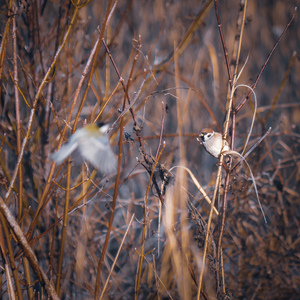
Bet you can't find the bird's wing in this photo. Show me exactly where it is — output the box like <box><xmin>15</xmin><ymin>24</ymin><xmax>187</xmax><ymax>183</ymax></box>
<box><xmin>79</xmin><ymin>136</ymin><xmax>117</xmax><ymax>174</ymax></box>
<box><xmin>51</xmin><ymin>139</ymin><xmax>79</xmax><ymax>164</ymax></box>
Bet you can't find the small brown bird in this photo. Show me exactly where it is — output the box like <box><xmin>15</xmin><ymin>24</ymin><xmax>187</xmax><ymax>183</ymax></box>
<box><xmin>198</xmin><ymin>128</ymin><xmax>230</xmax><ymax>158</ymax></box>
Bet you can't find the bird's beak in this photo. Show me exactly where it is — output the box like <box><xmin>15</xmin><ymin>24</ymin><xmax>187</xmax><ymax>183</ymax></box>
<box><xmin>199</xmin><ymin>133</ymin><xmax>206</xmax><ymax>142</ymax></box>
<box><xmin>100</xmin><ymin>124</ymin><xmax>110</xmax><ymax>134</ymax></box>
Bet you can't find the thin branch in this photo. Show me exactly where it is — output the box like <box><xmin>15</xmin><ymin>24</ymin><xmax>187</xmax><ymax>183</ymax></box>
<box><xmin>236</xmin><ymin>7</ymin><xmax>297</xmax><ymax>112</ymax></box>
<box><xmin>214</xmin><ymin>0</ymin><xmax>232</xmax><ymax>87</ymax></box>
<box><xmin>155</xmin><ymin>102</ymin><xmax>166</xmax><ymax>159</ymax></box>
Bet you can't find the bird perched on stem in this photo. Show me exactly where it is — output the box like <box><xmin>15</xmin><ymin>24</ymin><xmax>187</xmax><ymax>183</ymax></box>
<box><xmin>198</xmin><ymin>128</ymin><xmax>230</xmax><ymax>158</ymax></box>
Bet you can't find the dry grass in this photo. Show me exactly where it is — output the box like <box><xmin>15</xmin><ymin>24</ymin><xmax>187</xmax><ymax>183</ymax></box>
<box><xmin>0</xmin><ymin>0</ymin><xmax>299</xmax><ymax>299</ymax></box>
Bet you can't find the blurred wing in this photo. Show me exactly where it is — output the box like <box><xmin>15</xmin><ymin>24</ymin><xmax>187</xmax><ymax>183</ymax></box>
<box><xmin>79</xmin><ymin>136</ymin><xmax>117</xmax><ymax>174</ymax></box>
<box><xmin>51</xmin><ymin>139</ymin><xmax>78</xmax><ymax>164</ymax></box>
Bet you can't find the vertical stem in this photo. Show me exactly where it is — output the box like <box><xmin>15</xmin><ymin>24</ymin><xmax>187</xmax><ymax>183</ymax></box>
<box><xmin>135</xmin><ymin>143</ymin><xmax>165</xmax><ymax>300</ymax></box>
<box><xmin>94</xmin><ymin>120</ymin><xmax>124</xmax><ymax>299</ymax></box>
<box><xmin>174</xmin><ymin>42</ymin><xmax>191</xmax><ymax>299</ymax></box>
<box><xmin>12</xmin><ymin>4</ymin><xmax>23</xmax><ymax>221</ymax></box>
<box><xmin>174</xmin><ymin>43</ymin><xmax>185</xmax><ymax>164</ymax></box>
<box><xmin>11</xmin><ymin>6</ymin><xmax>24</xmax><ymax>299</ymax></box>
<box><xmin>0</xmin><ymin>213</ymin><xmax>23</xmax><ymax>299</ymax></box>
<box><xmin>217</xmin><ymin>0</ymin><xmax>248</xmax><ymax>293</ymax></box>
<box><xmin>55</xmin><ymin>160</ymin><xmax>71</xmax><ymax>294</ymax></box>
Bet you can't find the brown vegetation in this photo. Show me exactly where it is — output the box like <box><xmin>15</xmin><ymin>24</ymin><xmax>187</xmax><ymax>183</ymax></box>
<box><xmin>0</xmin><ymin>0</ymin><xmax>299</xmax><ymax>299</ymax></box>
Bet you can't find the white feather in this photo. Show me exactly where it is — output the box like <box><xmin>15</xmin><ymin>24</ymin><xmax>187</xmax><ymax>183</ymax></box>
<box><xmin>51</xmin><ymin>140</ymin><xmax>79</xmax><ymax>164</ymax></box>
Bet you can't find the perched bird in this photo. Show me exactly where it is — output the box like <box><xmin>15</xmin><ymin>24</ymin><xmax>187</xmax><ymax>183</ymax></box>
<box><xmin>198</xmin><ymin>128</ymin><xmax>230</xmax><ymax>158</ymax></box>
<box><xmin>51</xmin><ymin>123</ymin><xmax>116</xmax><ymax>174</ymax></box>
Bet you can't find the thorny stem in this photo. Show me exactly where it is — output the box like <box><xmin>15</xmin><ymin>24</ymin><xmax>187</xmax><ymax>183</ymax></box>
<box><xmin>102</xmin><ymin>38</ymin><xmax>165</xmax><ymax>204</ymax></box>
<box><xmin>216</xmin><ymin>0</ymin><xmax>248</xmax><ymax>293</ymax></box>
<box><xmin>135</xmin><ymin>142</ymin><xmax>166</xmax><ymax>300</ymax></box>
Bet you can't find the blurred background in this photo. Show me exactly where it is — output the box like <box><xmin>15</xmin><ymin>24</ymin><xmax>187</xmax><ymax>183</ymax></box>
<box><xmin>0</xmin><ymin>0</ymin><xmax>299</xmax><ymax>299</ymax></box>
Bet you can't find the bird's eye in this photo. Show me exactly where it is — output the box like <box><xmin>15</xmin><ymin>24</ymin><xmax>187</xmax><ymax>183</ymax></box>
<box><xmin>96</xmin><ymin>121</ymin><xmax>105</xmax><ymax>128</ymax></box>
